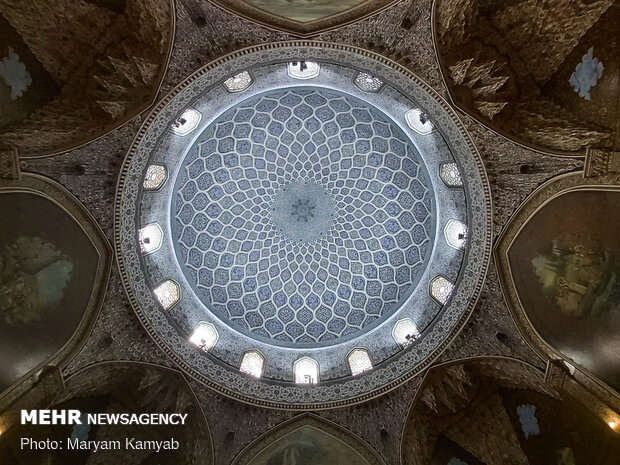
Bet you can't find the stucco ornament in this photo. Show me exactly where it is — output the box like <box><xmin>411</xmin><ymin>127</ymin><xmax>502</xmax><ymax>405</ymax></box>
<box><xmin>116</xmin><ymin>42</ymin><xmax>491</xmax><ymax>408</ymax></box>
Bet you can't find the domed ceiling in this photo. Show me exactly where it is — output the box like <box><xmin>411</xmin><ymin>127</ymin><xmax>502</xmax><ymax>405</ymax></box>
<box><xmin>117</xmin><ymin>42</ymin><xmax>491</xmax><ymax>407</ymax></box>
<box><xmin>172</xmin><ymin>86</ymin><xmax>437</xmax><ymax>347</ymax></box>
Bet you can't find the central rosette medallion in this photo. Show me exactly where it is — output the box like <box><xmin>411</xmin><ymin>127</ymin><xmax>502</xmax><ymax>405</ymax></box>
<box><xmin>270</xmin><ymin>180</ymin><xmax>336</xmax><ymax>244</ymax></box>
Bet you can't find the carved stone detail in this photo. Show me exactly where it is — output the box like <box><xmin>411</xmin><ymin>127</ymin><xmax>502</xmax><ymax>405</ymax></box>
<box><xmin>584</xmin><ymin>148</ymin><xmax>620</xmax><ymax>178</ymax></box>
<box><xmin>0</xmin><ymin>146</ymin><xmax>19</xmax><ymax>179</ymax></box>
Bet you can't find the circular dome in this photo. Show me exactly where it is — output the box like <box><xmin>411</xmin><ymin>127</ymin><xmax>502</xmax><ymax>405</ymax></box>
<box><xmin>116</xmin><ymin>42</ymin><xmax>491</xmax><ymax>407</ymax></box>
<box><xmin>172</xmin><ymin>86</ymin><xmax>435</xmax><ymax>347</ymax></box>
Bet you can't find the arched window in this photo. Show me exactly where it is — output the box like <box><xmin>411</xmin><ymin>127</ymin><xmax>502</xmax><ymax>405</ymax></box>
<box><xmin>240</xmin><ymin>350</ymin><xmax>265</xmax><ymax>378</ymax></box>
<box><xmin>189</xmin><ymin>322</ymin><xmax>219</xmax><ymax>352</ymax></box>
<box><xmin>347</xmin><ymin>349</ymin><xmax>373</xmax><ymax>376</ymax></box>
<box><xmin>393</xmin><ymin>318</ymin><xmax>421</xmax><ymax>348</ymax></box>
<box><xmin>294</xmin><ymin>357</ymin><xmax>319</xmax><ymax>385</ymax></box>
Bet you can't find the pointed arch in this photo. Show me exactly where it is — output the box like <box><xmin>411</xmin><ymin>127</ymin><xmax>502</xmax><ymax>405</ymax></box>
<box><xmin>0</xmin><ymin>173</ymin><xmax>112</xmax><ymax>404</ymax></box>
<box><xmin>208</xmin><ymin>1</ymin><xmax>399</xmax><ymax>37</ymax></box>
<box><xmin>232</xmin><ymin>413</ymin><xmax>386</xmax><ymax>465</ymax></box>
<box><xmin>495</xmin><ymin>171</ymin><xmax>620</xmax><ymax>398</ymax></box>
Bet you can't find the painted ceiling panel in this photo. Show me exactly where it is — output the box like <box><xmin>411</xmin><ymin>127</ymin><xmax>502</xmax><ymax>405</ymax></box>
<box><xmin>210</xmin><ymin>0</ymin><xmax>399</xmax><ymax>35</ymax></box>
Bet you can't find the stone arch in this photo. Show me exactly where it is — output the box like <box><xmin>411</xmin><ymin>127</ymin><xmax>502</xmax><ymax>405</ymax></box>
<box><xmin>0</xmin><ymin>172</ymin><xmax>112</xmax><ymax>403</ymax></box>
<box><xmin>495</xmin><ymin>171</ymin><xmax>620</xmax><ymax>397</ymax></box>
<box><xmin>207</xmin><ymin>1</ymin><xmax>399</xmax><ymax>37</ymax></box>
<box><xmin>232</xmin><ymin>413</ymin><xmax>386</xmax><ymax>465</ymax></box>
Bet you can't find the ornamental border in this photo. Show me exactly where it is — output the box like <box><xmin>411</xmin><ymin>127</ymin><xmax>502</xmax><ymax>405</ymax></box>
<box><xmin>209</xmin><ymin>0</ymin><xmax>400</xmax><ymax>37</ymax></box>
<box><xmin>114</xmin><ymin>41</ymin><xmax>492</xmax><ymax>409</ymax></box>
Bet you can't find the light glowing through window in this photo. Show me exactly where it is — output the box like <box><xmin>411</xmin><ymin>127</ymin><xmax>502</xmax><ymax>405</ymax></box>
<box><xmin>294</xmin><ymin>357</ymin><xmax>319</xmax><ymax>384</ymax></box>
<box><xmin>287</xmin><ymin>61</ymin><xmax>320</xmax><ymax>80</ymax></box>
<box><xmin>392</xmin><ymin>318</ymin><xmax>420</xmax><ymax>347</ymax></box>
<box><xmin>347</xmin><ymin>348</ymin><xmax>373</xmax><ymax>376</ymax></box>
<box><xmin>405</xmin><ymin>108</ymin><xmax>434</xmax><ymax>135</ymax></box>
<box><xmin>223</xmin><ymin>71</ymin><xmax>253</xmax><ymax>92</ymax></box>
<box><xmin>444</xmin><ymin>219</ymin><xmax>467</xmax><ymax>250</ymax></box>
<box><xmin>171</xmin><ymin>108</ymin><xmax>202</xmax><ymax>136</ymax></box>
<box><xmin>138</xmin><ymin>223</ymin><xmax>163</xmax><ymax>254</ymax></box>
<box><xmin>430</xmin><ymin>276</ymin><xmax>455</xmax><ymax>305</ymax></box>
<box><xmin>189</xmin><ymin>322</ymin><xmax>219</xmax><ymax>352</ymax></box>
<box><xmin>354</xmin><ymin>72</ymin><xmax>384</xmax><ymax>93</ymax></box>
<box><xmin>440</xmin><ymin>162</ymin><xmax>463</xmax><ymax>187</ymax></box>
<box><xmin>153</xmin><ymin>279</ymin><xmax>180</xmax><ymax>310</ymax></box>
<box><xmin>239</xmin><ymin>350</ymin><xmax>265</xmax><ymax>378</ymax></box>
<box><xmin>143</xmin><ymin>164</ymin><xmax>167</xmax><ymax>190</ymax></box>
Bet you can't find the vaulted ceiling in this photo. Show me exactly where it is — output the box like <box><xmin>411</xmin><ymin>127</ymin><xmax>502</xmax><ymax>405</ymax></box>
<box><xmin>0</xmin><ymin>1</ymin><xmax>618</xmax><ymax>464</ymax></box>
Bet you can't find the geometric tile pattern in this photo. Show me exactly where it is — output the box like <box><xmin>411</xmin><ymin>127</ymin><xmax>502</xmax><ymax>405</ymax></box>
<box><xmin>440</xmin><ymin>162</ymin><xmax>463</xmax><ymax>187</ymax></box>
<box><xmin>348</xmin><ymin>348</ymin><xmax>373</xmax><ymax>376</ymax></box>
<box><xmin>172</xmin><ymin>88</ymin><xmax>434</xmax><ymax>344</ymax></box>
<box><xmin>143</xmin><ymin>164</ymin><xmax>167</xmax><ymax>190</ymax></box>
<box><xmin>354</xmin><ymin>72</ymin><xmax>384</xmax><ymax>93</ymax></box>
<box><xmin>153</xmin><ymin>279</ymin><xmax>180</xmax><ymax>310</ymax></box>
<box><xmin>430</xmin><ymin>275</ymin><xmax>455</xmax><ymax>305</ymax></box>
<box><xmin>223</xmin><ymin>71</ymin><xmax>253</xmax><ymax>93</ymax></box>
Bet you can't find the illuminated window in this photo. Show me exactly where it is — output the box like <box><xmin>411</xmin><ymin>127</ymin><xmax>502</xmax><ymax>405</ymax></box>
<box><xmin>294</xmin><ymin>357</ymin><xmax>319</xmax><ymax>384</ymax></box>
<box><xmin>405</xmin><ymin>108</ymin><xmax>434</xmax><ymax>135</ymax></box>
<box><xmin>354</xmin><ymin>72</ymin><xmax>384</xmax><ymax>93</ymax></box>
<box><xmin>287</xmin><ymin>61</ymin><xmax>320</xmax><ymax>80</ymax></box>
<box><xmin>153</xmin><ymin>279</ymin><xmax>180</xmax><ymax>310</ymax></box>
<box><xmin>170</xmin><ymin>108</ymin><xmax>202</xmax><ymax>136</ymax></box>
<box><xmin>239</xmin><ymin>350</ymin><xmax>265</xmax><ymax>378</ymax></box>
<box><xmin>138</xmin><ymin>223</ymin><xmax>163</xmax><ymax>254</ymax></box>
<box><xmin>430</xmin><ymin>276</ymin><xmax>455</xmax><ymax>305</ymax></box>
<box><xmin>392</xmin><ymin>318</ymin><xmax>420</xmax><ymax>347</ymax></box>
<box><xmin>223</xmin><ymin>71</ymin><xmax>252</xmax><ymax>92</ymax></box>
<box><xmin>347</xmin><ymin>348</ymin><xmax>373</xmax><ymax>376</ymax></box>
<box><xmin>444</xmin><ymin>219</ymin><xmax>467</xmax><ymax>250</ymax></box>
<box><xmin>143</xmin><ymin>164</ymin><xmax>167</xmax><ymax>190</ymax></box>
<box><xmin>440</xmin><ymin>162</ymin><xmax>463</xmax><ymax>187</ymax></box>
<box><xmin>189</xmin><ymin>322</ymin><xmax>219</xmax><ymax>352</ymax></box>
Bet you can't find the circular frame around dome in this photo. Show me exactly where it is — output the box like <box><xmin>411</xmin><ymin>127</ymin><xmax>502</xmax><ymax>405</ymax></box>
<box><xmin>115</xmin><ymin>42</ymin><xmax>492</xmax><ymax>408</ymax></box>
